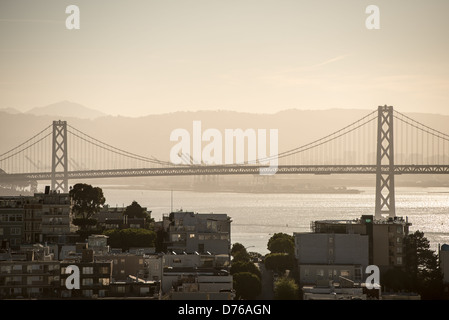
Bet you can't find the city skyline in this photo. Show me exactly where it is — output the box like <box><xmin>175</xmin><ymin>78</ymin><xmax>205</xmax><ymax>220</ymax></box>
<box><xmin>1</xmin><ymin>1</ymin><xmax>449</xmax><ymax>117</ymax></box>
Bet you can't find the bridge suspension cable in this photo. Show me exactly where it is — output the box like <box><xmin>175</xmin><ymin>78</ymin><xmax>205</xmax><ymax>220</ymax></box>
<box><xmin>393</xmin><ymin>110</ymin><xmax>449</xmax><ymax>166</ymax></box>
<box><xmin>66</xmin><ymin>124</ymin><xmax>173</xmax><ymax>170</ymax></box>
<box><xmin>246</xmin><ymin>109</ymin><xmax>378</xmax><ymax>166</ymax></box>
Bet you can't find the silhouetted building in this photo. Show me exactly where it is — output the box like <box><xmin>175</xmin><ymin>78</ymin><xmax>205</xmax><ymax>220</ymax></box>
<box><xmin>294</xmin><ymin>232</ymin><xmax>369</xmax><ymax>285</ymax></box>
<box><xmin>440</xmin><ymin>244</ymin><xmax>449</xmax><ymax>297</ymax></box>
<box><xmin>60</xmin><ymin>248</ymin><xmax>112</xmax><ymax>298</ymax></box>
<box><xmin>148</xmin><ymin>253</ymin><xmax>233</xmax><ymax>300</ymax></box>
<box><xmin>309</xmin><ymin>215</ymin><xmax>411</xmax><ymax>273</ymax></box>
<box><xmin>0</xmin><ymin>244</ymin><xmax>60</xmax><ymax>299</ymax></box>
<box><xmin>0</xmin><ymin>190</ymin><xmax>77</xmax><ymax>251</ymax></box>
<box><xmin>162</xmin><ymin>210</ymin><xmax>231</xmax><ymax>255</ymax></box>
<box><xmin>96</xmin><ymin>205</ymin><xmax>148</xmax><ymax>230</ymax></box>
<box><xmin>0</xmin><ymin>196</ymin><xmax>28</xmax><ymax>250</ymax></box>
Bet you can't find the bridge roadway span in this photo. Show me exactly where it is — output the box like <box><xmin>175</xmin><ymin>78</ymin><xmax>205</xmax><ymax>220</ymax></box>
<box><xmin>1</xmin><ymin>165</ymin><xmax>449</xmax><ymax>182</ymax></box>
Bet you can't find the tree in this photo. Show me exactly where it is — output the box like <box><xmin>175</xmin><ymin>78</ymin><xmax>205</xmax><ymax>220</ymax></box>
<box><xmin>382</xmin><ymin>267</ymin><xmax>411</xmax><ymax>292</ymax></box>
<box><xmin>264</xmin><ymin>253</ymin><xmax>296</xmax><ymax>274</ymax></box>
<box><xmin>70</xmin><ymin>183</ymin><xmax>105</xmax><ymax>219</ymax></box>
<box><xmin>104</xmin><ymin>228</ymin><xmax>156</xmax><ymax>252</ymax></box>
<box><xmin>231</xmin><ymin>243</ymin><xmax>251</xmax><ymax>262</ymax></box>
<box><xmin>124</xmin><ymin>201</ymin><xmax>146</xmax><ymax>218</ymax></box>
<box><xmin>233</xmin><ymin>272</ymin><xmax>262</xmax><ymax>300</ymax></box>
<box><xmin>231</xmin><ymin>243</ymin><xmax>246</xmax><ymax>256</ymax></box>
<box><xmin>230</xmin><ymin>261</ymin><xmax>261</xmax><ymax>279</ymax></box>
<box><xmin>267</xmin><ymin>233</ymin><xmax>295</xmax><ymax>254</ymax></box>
<box><xmin>274</xmin><ymin>276</ymin><xmax>299</xmax><ymax>300</ymax></box>
<box><xmin>404</xmin><ymin>230</ymin><xmax>444</xmax><ymax>299</ymax></box>
<box><xmin>123</xmin><ymin>200</ymin><xmax>154</xmax><ymax>229</ymax></box>
<box><xmin>69</xmin><ymin>183</ymin><xmax>105</xmax><ymax>239</ymax></box>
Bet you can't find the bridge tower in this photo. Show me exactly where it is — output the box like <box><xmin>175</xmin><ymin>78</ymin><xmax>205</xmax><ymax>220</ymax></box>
<box><xmin>51</xmin><ymin>120</ymin><xmax>68</xmax><ymax>193</ymax></box>
<box><xmin>375</xmin><ymin>105</ymin><xmax>395</xmax><ymax>219</ymax></box>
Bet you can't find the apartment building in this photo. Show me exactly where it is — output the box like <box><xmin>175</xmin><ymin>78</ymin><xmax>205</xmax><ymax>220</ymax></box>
<box><xmin>162</xmin><ymin>210</ymin><xmax>231</xmax><ymax>255</ymax></box>
<box><xmin>294</xmin><ymin>232</ymin><xmax>369</xmax><ymax>285</ymax></box>
<box><xmin>0</xmin><ymin>189</ymin><xmax>76</xmax><ymax>250</ymax></box>
<box><xmin>0</xmin><ymin>244</ymin><xmax>60</xmax><ymax>299</ymax></box>
<box><xmin>0</xmin><ymin>196</ymin><xmax>28</xmax><ymax>250</ymax></box>
<box><xmin>310</xmin><ymin>215</ymin><xmax>411</xmax><ymax>272</ymax></box>
<box><xmin>148</xmin><ymin>252</ymin><xmax>233</xmax><ymax>300</ymax></box>
<box><xmin>60</xmin><ymin>248</ymin><xmax>113</xmax><ymax>298</ymax></box>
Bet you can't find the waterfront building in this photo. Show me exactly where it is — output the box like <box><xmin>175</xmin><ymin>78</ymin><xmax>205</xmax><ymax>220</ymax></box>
<box><xmin>151</xmin><ymin>252</ymin><xmax>233</xmax><ymax>300</ymax></box>
<box><xmin>309</xmin><ymin>215</ymin><xmax>411</xmax><ymax>273</ymax></box>
<box><xmin>162</xmin><ymin>210</ymin><xmax>231</xmax><ymax>255</ymax></box>
<box><xmin>96</xmin><ymin>204</ymin><xmax>148</xmax><ymax>230</ymax></box>
<box><xmin>294</xmin><ymin>232</ymin><xmax>369</xmax><ymax>285</ymax></box>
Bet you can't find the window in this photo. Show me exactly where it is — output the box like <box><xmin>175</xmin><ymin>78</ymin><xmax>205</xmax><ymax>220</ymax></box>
<box><xmin>397</xmin><ymin>246</ymin><xmax>403</xmax><ymax>254</ymax></box>
<box><xmin>396</xmin><ymin>257</ymin><xmax>403</xmax><ymax>265</ymax></box>
<box><xmin>1</xmin><ymin>266</ymin><xmax>11</xmax><ymax>274</ymax></box>
<box><xmin>0</xmin><ymin>228</ymin><xmax>3</xmax><ymax>236</ymax></box>
<box><xmin>316</xmin><ymin>269</ymin><xmax>324</xmax><ymax>277</ymax></box>
<box><xmin>99</xmin><ymin>266</ymin><xmax>109</xmax><ymax>274</ymax></box>
<box><xmin>83</xmin><ymin>290</ymin><xmax>93</xmax><ymax>297</ymax></box>
<box><xmin>10</xmin><ymin>227</ymin><xmax>21</xmax><ymax>235</ymax></box>
<box><xmin>83</xmin><ymin>267</ymin><xmax>93</xmax><ymax>274</ymax></box>
<box><xmin>82</xmin><ymin>278</ymin><xmax>93</xmax><ymax>286</ymax></box>
<box><xmin>99</xmin><ymin>278</ymin><xmax>109</xmax><ymax>286</ymax></box>
<box><xmin>340</xmin><ymin>270</ymin><xmax>350</xmax><ymax>277</ymax></box>
<box><xmin>12</xmin><ymin>265</ymin><xmax>22</xmax><ymax>272</ymax></box>
<box><xmin>304</xmin><ymin>268</ymin><xmax>309</xmax><ymax>277</ymax></box>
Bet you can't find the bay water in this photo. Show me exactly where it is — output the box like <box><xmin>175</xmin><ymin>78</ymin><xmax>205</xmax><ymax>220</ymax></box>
<box><xmin>99</xmin><ymin>186</ymin><xmax>449</xmax><ymax>255</ymax></box>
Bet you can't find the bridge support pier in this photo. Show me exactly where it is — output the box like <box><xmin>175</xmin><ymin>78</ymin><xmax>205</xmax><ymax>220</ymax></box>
<box><xmin>51</xmin><ymin>120</ymin><xmax>68</xmax><ymax>193</ymax></box>
<box><xmin>375</xmin><ymin>105</ymin><xmax>395</xmax><ymax>219</ymax></box>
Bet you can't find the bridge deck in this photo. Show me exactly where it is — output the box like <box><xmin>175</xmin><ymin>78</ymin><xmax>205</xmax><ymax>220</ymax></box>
<box><xmin>1</xmin><ymin>165</ymin><xmax>449</xmax><ymax>182</ymax></box>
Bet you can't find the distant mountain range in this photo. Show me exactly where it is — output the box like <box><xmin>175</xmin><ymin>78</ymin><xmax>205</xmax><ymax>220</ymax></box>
<box><xmin>1</xmin><ymin>102</ymin><xmax>449</xmax><ymax>163</ymax></box>
<box><xmin>0</xmin><ymin>101</ymin><xmax>108</xmax><ymax>120</ymax></box>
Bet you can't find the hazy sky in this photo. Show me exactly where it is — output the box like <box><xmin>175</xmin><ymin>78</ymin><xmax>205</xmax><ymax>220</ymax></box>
<box><xmin>1</xmin><ymin>0</ymin><xmax>449</xmax><ymax>117</ymax></box>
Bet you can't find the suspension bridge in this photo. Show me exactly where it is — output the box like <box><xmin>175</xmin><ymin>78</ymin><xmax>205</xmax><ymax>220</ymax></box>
<box><xmin>1</xmin><ymin>105</ymin><xmax>449</xmax><ymax>219</ymax></box>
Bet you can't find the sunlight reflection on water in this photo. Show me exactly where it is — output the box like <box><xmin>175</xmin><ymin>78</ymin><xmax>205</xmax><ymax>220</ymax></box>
<box><xmin>101</xmin><ymin>186</ymin><xmax>449</xmax><ymax>255</ymax></box>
